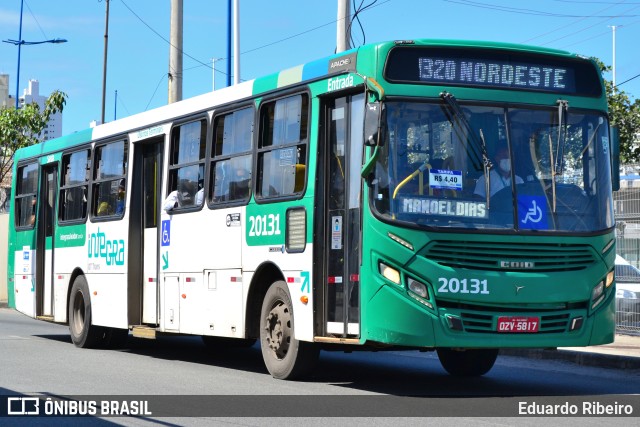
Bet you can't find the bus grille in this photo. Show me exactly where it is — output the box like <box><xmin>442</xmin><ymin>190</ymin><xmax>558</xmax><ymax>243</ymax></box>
<box><xmin>459</xmin><ymin>311</ymin><xmax>571</xmax><ymax>334</ymax></box>
<box><xmin>437</xmin><ymin>300</ymin><xmax>586</xmax><ymax>334</ymax></box>
<box><xmin>422</xmin><ymin>241</ymin><xmax>596</xmax><ymax>272</ymax></box>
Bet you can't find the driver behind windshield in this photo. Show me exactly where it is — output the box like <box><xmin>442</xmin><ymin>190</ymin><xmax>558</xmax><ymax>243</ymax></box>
<box><xmin>474</xmin><ymin>147</ymin><xmax>523</xmax><ymax>198</ymax></box>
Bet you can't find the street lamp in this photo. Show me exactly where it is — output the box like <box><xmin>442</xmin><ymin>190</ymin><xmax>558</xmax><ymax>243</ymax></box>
<box><xmin>2</xmin><ymin>0</ymin><xmax>67</xmax><ymax>109</ymax></box>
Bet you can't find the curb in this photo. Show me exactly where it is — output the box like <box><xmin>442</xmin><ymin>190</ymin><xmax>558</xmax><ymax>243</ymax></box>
<box><xmin>500</xmin><ymin>348</ymin><xmax>640</xmax><ymax>370</ymax></box>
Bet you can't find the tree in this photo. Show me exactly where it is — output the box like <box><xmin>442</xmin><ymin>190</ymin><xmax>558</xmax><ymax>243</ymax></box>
<box><xmin>0</xmin><ymin>90</ymin><xmax>67</xmax><ymax>186</ymax></box>
<box><xmin>595</xmin><ymin>59</ymin><xmax>640</xmax><ymax>163</ymax></box>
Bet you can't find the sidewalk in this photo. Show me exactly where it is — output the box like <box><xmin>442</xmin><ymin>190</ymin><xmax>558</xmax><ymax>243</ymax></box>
<box><xmin>501</xmin><ymin>333</ymin><xmax>640</xmax><ymax>370</ymax></box>
<box><xmin>1</xmin><ymin>299</ymin><xmax>638</xmax><ymax>369</ymax></box>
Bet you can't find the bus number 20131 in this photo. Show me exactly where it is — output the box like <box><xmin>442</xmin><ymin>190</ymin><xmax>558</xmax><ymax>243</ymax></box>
<box><xmin>248</xmin><ymin>214</ymin><xmax>281</xmax><ymax>237</ymax></box>
<box><xmin>437</xmin><ymin>278</ymin><xmax>489</xmax><ymax>294</ymax></box>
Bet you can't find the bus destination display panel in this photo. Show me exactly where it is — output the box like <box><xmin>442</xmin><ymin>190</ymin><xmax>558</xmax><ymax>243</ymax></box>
<box><xmin>385</xmin><ymin>46</ymin><xmax>602</xmax><ymax>96</ymax></box>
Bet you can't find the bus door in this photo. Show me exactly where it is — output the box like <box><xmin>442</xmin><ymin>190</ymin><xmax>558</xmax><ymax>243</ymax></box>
<box><xmin>129</xmin><ymin>137</ymin><xmax>164</xmax><ymax>325</ymax></box>
<box><xmin>35</xmin><ymin>163</ymin><xmax>58</xmax><ymax>318</ymax></box>
<box><xmin>320</xmin><ymin>93</ymin><xmax>365</xmax><ymax>337</ymax></box>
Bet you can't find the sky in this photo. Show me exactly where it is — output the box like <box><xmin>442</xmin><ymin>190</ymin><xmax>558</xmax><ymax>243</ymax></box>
<box><xmin>0</xmin><ymin>0</ymin><xmax>639</xmax><ymax>136</ymax></box>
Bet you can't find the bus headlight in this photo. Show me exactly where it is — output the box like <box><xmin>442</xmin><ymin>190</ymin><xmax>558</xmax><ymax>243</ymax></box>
<box><xmin>605</xmin><ymin>270</ymin><xmax>614</xmax><ymax>288</ymax></box>
<box><xmin>379</xmin><ymin>262</ymin><xmax>401</xmax><ymax>285</ymax></box>
<box><xmin>407</xmin><ymin>278</ymin><xmax>433</xmax><ymax>309</ymax></box>
<box><xmin>591</xmin><ymin>281</ymin><xmax>605</xmax><ymax>309</ymax></box>
<box><xmin>407</xmin><ymin>278</ymin><xmax>428</xmax><ymax>298</ymax></box>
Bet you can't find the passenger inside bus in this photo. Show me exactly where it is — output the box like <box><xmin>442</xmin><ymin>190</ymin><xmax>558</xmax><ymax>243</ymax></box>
<box><xmin>28</xmin><ymin>197</ymin><xmax>36</xmax><ymax>226</ymax></box>
<box><xmin>474</xmin><ymin>147</ymin><xmax>523</xmax><ymax>198</ymax></box>
<box><xmin>115</xmin><ymin>180</ymin><xmax>125</xmax><ymax>214</ymax></box>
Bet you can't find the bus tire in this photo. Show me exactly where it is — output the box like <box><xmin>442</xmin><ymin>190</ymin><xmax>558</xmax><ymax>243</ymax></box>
<box><xmin>436</xmin><ymin>348</ymin><xmax>498</xmax><ymax>376</ymax></box>
<box><xmin>68</xmin><ymin>276</ymin><xmax>103</xmax><ymax>348</ymax></box>
<box><xmin>260</xmin><ymin>280</ymin><xmax>319</xmax><ymax>380</ymax></box>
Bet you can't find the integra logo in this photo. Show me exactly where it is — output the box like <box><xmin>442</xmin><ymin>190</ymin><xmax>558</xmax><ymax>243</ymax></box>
<box><xmin>500</xmin><ymin>261</ymin><xmax>535</xmax><ymax>269</ymax></box>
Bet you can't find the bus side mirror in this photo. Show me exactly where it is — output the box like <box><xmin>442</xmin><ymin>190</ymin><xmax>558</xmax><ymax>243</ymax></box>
<box><xmin>611</xmin><ymin>126</ymin><xmax>620</xmax><ymax>191</ymax></box>
<box><xmin>363</xmin><ymin>101</ymin><xmax>382</xmax><ymax>147</ymax></box>
<box><xmin>361</xmin><ymin>101</ymin><xmax>385</xmax><ymax>178</ymax></box>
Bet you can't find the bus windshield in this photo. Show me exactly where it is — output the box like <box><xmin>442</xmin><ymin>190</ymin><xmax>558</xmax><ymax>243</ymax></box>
<box><xmin>371</xmin><ymin>100</ymin><xmax>614</xmax><ymax>232</ymax></box>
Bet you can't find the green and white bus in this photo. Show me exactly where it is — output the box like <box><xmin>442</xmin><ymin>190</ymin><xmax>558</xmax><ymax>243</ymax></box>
<box><xmin>8</xmin><ymin>39</ymin><xmax>618</xmax><ymax>379</ymax></box>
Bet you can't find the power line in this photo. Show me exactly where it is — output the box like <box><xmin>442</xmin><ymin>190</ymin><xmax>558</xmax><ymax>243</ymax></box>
<box><xmin>24</xmin><ymin>0</ymin><xmax>49</xmax><ymax>40</ymax></box>
<box><xmin>443</xmin><ymin>0</ymin><xmax>640</xmax><ymax>17</ymax></box>
<box><xmin>119</xmin><ymin>0</ymin><xmax>212</xmax><ymax>73</ymax></box>
<box><xmin>538</xmin><ymin>6</ymin><xmax>640</xmax><ymax>46</ymax></box>
<box><xmin>348</xmin><ymin>0</ymin><xmax>379</xmax><ymax>48</ymax></box>
<box><xmin>522</xmin><ymin>0</ymin><xmax>626</xmax><ymax>43</ymax></box>
<box><xmin>552</xmin><ymin>1</ymin><xmax>640</xmax><ymax>4</ymax></box>
<box><xmin>145</xmin><ymin>73</ymin><xmax>166</xmax><ymax>111</ymax></box>
<box><xmin>618</xmin><ymin>72</ymin><xmax>640</xmax><ymax>87</ymax></box>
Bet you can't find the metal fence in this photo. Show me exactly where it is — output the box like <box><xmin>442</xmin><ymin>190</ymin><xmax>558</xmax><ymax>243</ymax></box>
<box><xmin>614</xmin><ymin>166</ymin><xmax>640</xmax><ymax>334</ymax></box>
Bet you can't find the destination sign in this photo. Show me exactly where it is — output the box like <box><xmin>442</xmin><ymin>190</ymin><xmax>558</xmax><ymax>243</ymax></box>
<box><xmin>385</xmin><ymin>47</ymin><xmax>602</xmax><ymax>97</ymax></box>
<box><xmin>417</xmin><ymin>58</ymin><xmax>574</xmax><ymax>93</ymax></box>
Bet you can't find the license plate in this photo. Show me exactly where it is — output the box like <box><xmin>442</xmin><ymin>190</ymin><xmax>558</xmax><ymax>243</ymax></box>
<box><xmin>497</xmin><ymin>316</ymin><xmax>539</xmax><ymax>333</ymax></box>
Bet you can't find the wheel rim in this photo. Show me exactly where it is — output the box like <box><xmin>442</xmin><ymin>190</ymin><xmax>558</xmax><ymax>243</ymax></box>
<box><xmin>264</xmin><ymin>300</ymin><xmax>292</xmax><ymax>360</ymax></box>
<box><xmin>71</xmin><ymin>291</ymin><xmax>85</xmax><ymax>336</ymax></box>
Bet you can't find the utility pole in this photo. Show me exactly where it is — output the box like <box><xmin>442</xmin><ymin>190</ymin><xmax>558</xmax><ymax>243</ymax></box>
<box><xmin>14</xmin><ymin>0</ymin><xmax>24</xmax><ymax>109</ymax></box>
<box><xmin>211</xmin><ymin>58</ymin><xmax>221</xmax><ymax>91</ymax></box>
<box><xmin>233</xmin><ymin>0</ymin><xmax>240</xmax><ymax>85</ymax></box>
<box><xmin>101</xmin><ymin>0</ymin><xmax>109</xmax><ymax>123</ymax></box>
<box><xmin>226</xmin><ymin>0</ymin><xmax>231</xmax><ymax>87</ymax></box>
<box><xmin>168</xmin><ymin>0</ymin><xmax>183</xmax><ymax>103</ymax></box>
<box><xmin>336</xmin><ymin>0</ymin><xmax>351</xmax><ymax>53</ymax></box>
<box><xmin>609</xmin><ymin>25</ymin><xmax>620</xmax><ymax>90</ymax></box>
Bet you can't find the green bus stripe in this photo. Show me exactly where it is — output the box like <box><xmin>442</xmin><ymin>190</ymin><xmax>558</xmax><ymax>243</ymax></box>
<box><xmin>277</xmin><ymin>65</ymin><xmax>304</xmax><ymax>88</ymax></box>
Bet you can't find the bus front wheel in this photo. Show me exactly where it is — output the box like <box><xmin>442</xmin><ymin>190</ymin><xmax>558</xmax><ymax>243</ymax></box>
<box><xmin>437</xmin><ymin>348</ymin><xmax>498</xmax><ymax>376</ymax></box>
<box><xmin>259</xmin><ymin>280</ymin><xmax>319</xmax><ymax>380</ymax></box>
<box><xmin>68</xmin><ymin>276</ymin><xmax>104</xmax><ymax>348</ymax></box>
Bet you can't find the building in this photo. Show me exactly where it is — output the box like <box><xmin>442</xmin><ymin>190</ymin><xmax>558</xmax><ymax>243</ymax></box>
<box><xmin>20</xmin><ymin>79</ymin><xmax>62</xmax><ymax>140</ymax></box>
<box><xmin>0</xmin><ymin>74</ymin><xmax>10</xmax><ymax>108</ymax></box>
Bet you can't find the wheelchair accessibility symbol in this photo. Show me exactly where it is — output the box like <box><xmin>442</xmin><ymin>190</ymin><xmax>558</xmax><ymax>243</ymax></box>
<box><xmin>522</xmin><ymin>200</ymin><xmax>542</xmax><ymax>224</ymax></box>
<box><xmin>518</xmin><ymin>196</ymin><xmax>547</xmax><ymax>230</ymax></box>
<box><xmin>161</xmin><ymin>220</ymin><xmax>171</xmax><ymax>246</ymax></box>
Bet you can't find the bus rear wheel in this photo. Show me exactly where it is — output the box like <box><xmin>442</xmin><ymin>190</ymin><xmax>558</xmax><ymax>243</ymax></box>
<box><xmin>436</xmin><ymin>348</ymin><xmax>498</xmax><ymax>376</ymax></box>
<box><xmin>68</xmin><ymin>276</ymin><xmax>104</xmax><ymax>348</ymax></box>
<box><xmin>259</xmin><ymin>280</ymin><xmax>319</xmax><ymax>380</ymax></box>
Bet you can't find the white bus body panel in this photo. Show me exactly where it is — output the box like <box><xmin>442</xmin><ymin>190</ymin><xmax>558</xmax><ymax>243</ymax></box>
<box><xmin>142</xmin><ymin>228</ymin><xmax>158</xmax><ymax>324</ymax></box>
<box><xmin>84</xmin><ymin>222</ymin><xmax>129</xmax><ymax>329</ymax></box>
<box><xmin>53</xmin><ymin>244</ymin><xmax>90</xmax><ymax>323</ymax></box>
<box><xmin>14</xmin><ymin>248</ymin><xmax>35</xmax><ymax>317</ymax></box>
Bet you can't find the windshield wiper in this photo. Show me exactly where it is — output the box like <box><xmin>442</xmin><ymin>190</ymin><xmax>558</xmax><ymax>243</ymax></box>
<box><xmin>551</xmin><ymin>99</ymin><xmax>569</xmax><ymax>213</ymax></box>
<box><xmin>440</xmin><ymin>91</ymin><xmax>493</xmax><ymax>207</ymax></box>
<box><xmin>555</xmin><ymin>100</ymin><xmax>569</xmax><ymax>176</ymax></box>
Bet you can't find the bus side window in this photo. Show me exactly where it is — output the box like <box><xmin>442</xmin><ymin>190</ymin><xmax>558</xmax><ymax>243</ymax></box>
<box><xmin>59</xmin><ymin>149</ymin><xmax>90</xmax><ymax>223</ymax></box>
<box><xmin>256</xmin><ymin>94</ymin><xmax>308</xmax><ymax>199</ymax></box>
<box><xmin>210</xmin><ymin>106</ymin><xmax>254</xmax><ymax>205</ymax></box>
<box><xmin>92</xmin><ymin>140</ymin><xmax>127</xmax><ymax>220</ymax></box>
<box><xmin>14</xmin><ymin>163</ymin><xmax>39</xmax><ymax>228</ymax></box>
<box><xmin>167</xmin><ymin>119</ymin><xmax>206</xmax><ymax>210</ymax></box>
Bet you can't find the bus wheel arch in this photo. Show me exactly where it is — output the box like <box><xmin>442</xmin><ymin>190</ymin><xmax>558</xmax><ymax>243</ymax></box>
<box><xmin>259</xmin><ymin>279</ymin><xmax>319</xmax><ymax>380</ymax></box>
<box><xmin>67</xmin><ymin>274</ymin><xmax>104</xmax><ymax>348</ymax></box>
<box><xmin>65</xmin><ymin>267</ymin><xmax>86</xmax><ymax>324</ymax></box>
<box><xmin>246</xmin><ymin>262</ymin><xmax>285</xmax><ymax>340</ymax></box>
<box><xmin>436</xmin><ymin>348</ymin><xmax>499</xmax><ymax>376</ymax></box>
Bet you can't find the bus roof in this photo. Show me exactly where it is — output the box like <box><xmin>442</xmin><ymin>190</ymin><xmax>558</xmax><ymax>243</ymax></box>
<box><xmin>14</xmin><ymin>38</ymin><xmax>594</xmax><ymax>163</ymax></box>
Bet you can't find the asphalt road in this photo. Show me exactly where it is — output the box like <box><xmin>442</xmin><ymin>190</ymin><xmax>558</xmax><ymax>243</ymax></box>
<box><xmin>1</xmin><ymin>308</ymin><xmax>639</xmax><ymax>426</ymax></box>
